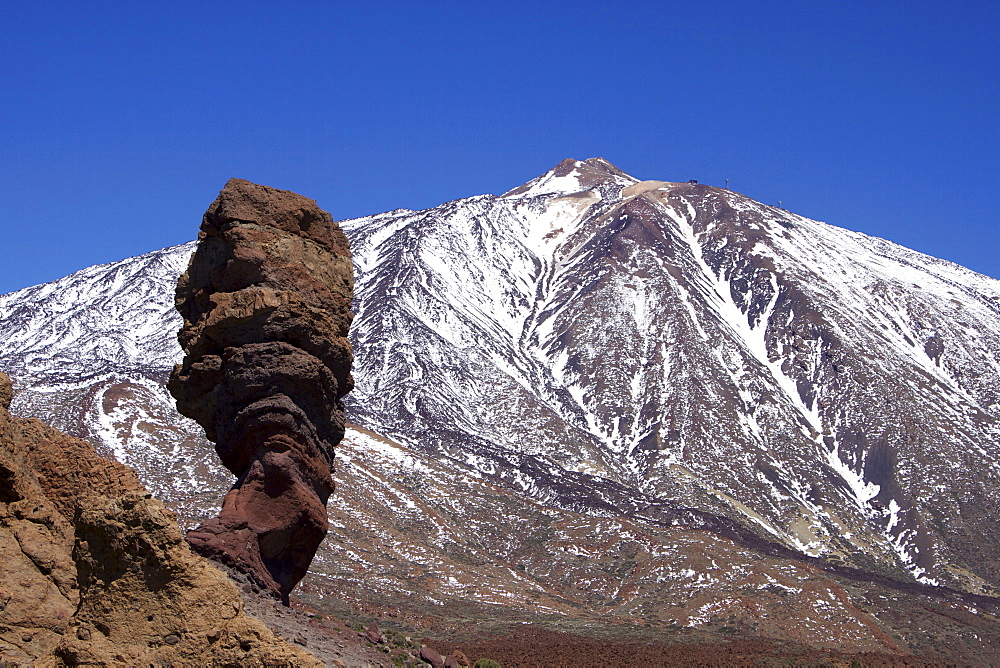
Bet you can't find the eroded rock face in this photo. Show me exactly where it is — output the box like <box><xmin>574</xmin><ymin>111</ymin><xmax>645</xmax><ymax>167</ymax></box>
<box><xmin>0</xmin><ymin>371</ymin><xmax>319</xmax><ymax>666</ymax></box>
<box><xmin>168</xmin><ymin>178</ymin><xmax>353</xmax><ymax>603</ymax></box>
<box><xmin>57</xmin><ymin>493</ymin><xmax>321</xmax><ymax>667</ymax></box>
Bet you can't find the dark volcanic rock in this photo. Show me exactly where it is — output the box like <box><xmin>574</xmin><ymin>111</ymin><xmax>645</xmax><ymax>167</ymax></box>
<box><xmin>420</xmin><ymin>645</ymin><xmax>446</xmax><ymax>668</ymax></box>
<box><xmin>445</xmin><ymin>651</ymin><xmax>471</xmax><ymax>667</ymax></box>
<box><xmin>168</xmin><ymin>178</ymin><xmax>354</xmax><ymax>603</ymax></box>
<box><xmin>365</xmin><ymin>620</ymin><xmax>383</xmax><ymax>644</ymax></box>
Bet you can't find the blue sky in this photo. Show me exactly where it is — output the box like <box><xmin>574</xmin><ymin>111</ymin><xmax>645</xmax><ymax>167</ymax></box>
<box><xmin>1</xmin><ymin>1</ymin><xmax>997</xmax><ymax>294</ymax></box>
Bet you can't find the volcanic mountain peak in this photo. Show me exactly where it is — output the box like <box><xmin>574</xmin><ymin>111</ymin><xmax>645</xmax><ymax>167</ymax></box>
<box><xmin>501</xmin><ymin>157</ymin><xmax>638</xmax><ymax>200</ymax></box>
<box><xmin>340</xmin><ymin>165</ymin><xmax>1000</xmax><ymax>594</ymax></box>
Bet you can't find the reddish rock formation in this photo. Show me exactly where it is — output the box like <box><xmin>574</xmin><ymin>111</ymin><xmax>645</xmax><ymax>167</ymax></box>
<box><xmin>0</xmin><ymin>370</ymin><xmax>319</xmax><ymax>666</ymax></box>
<box><xmin>168</xmin><ymin>178</ymin><xmax>354</xmax><ymax>603</ymax></box>
<box><xmin>365</xmin><ymin>620</ymin><xmax>384</xmax><ymax>644</ymax></box>
<box><xmin>420</xmin><ymin>645</ymin><xmax>446</xmax><ymax>668</ymax></box>
<box><xmin>445</xmin><ymin>651</ymin><xmax>471</xmax><ymax>667</ymax></box>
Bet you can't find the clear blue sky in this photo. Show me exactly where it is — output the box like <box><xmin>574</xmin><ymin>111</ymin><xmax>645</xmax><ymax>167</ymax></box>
<box><xmin>1</xmin><ymin>1</ymin><xmax>997</xmax><ymax>294</ymax></box>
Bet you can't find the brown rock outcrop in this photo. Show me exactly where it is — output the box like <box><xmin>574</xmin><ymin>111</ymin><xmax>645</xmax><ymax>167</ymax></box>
<box><xmin>0</xmin><ymin>370</ymin><xmax>320</xmax><ymax>666</ymax></box>
<box><xmin>420</xmin><ymin>645</ymin><xmax>446</xmax><ymax>668</ymax></box>
<box><xmin>365</xmin><ymin>620</ymin><xmax>384</xmax><ymax>644</ymax></box>
<box><xmin>445</xmin><ymin>651</ymin><xmax>471</xmax><ymax>668</ymax></box>
<box><xmin>0</xmin><ymin>375</ymin><xmax>77</xmax><ymax>663</ymax></box>
<box><xmin>168</xmin><ymin>178</ymin><xmax>354</xmax><ymax>603</ymax></box>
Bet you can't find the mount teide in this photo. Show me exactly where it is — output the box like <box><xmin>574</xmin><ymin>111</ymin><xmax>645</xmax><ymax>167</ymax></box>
<box><xmin>2</xmin><ymin>159</ymin><xmax>1000</xmax><ymax>658</ymax></box>
<box><xmin>346</xmin><ymin>157</ymin><xmax>1000</xmax><ymax>591</ymax></box>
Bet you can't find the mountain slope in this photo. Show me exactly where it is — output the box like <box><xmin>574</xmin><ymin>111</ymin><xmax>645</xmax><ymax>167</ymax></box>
<box><xmin>0</xmin><ymin>242</ymin><xmax>191</xmax><ymax>382</ymax></box>
<box><xmin>343</xmin><ymin>158</ymin><xmax>1000</xmax><ymax>594</ymax></box>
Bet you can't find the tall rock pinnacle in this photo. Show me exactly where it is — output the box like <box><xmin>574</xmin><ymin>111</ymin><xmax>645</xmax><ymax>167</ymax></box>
<box><xmin>168</xmin><ymin>178</ymin><xmax>353</xmax><ymax>603</ymax></box>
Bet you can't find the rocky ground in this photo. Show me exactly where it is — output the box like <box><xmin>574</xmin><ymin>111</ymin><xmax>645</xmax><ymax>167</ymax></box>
<box><xmin>216</xmin><ymin>562</ymin><xmax>396</xmax><ymax>667</ymax></box>
<box><xmin>289</xmin><ymin>576</ymin><xmax>1000</xmax><ymax>667</ymax></box>
<box><xmin>426</xmin><ymin>627</ymin><xmax>915</xmax><ymax>667</ymax></box>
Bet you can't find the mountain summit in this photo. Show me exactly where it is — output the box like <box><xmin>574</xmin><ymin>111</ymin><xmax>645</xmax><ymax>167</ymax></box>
<box><xmin>502</xmin><ymin>157</ymin><xmax>636</xmax><ymax>198</ymax></box>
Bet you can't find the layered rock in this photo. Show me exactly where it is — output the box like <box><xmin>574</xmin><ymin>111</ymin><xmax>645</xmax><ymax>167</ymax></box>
<box><xmin>168</xmin><ymin>178</ymin><xmax>353</xmax><ymax>603</ymax></box>
<box><xmin>0</xmin><ymin>370</ymin><xmax>319</xmax><ymax>666</ymax></box>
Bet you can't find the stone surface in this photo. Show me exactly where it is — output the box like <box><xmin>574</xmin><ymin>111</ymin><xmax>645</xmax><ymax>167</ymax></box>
<box><xmin>0</xmin><ymin>370</ymin><xmax>320</xmax><ymax>666</ymax></box>
<box><xmin>0</xmin><ymin>372</ymin><xmax>11</xmax><ymax>409</ymax></box>
<box><xmin>365</xmin><ymin>620</ymin><xmax>383</xmax><ymax>644</ymax></box>
<box><xmin>169</xmin><ymin>178</ymin><xmax>353</xmax><ymax>603</ymax></box>
<box><xmin>446</xmin><ymin>650</ymin><xmax>471</xmax><ymax>667</ymax></box>
<box><xmin>421</xmin><ymin>644</ymin><xmax>446</xmax><ymax>668</ymax></box>
<box><xmin>54</xmin><ymin>494</ymin><xmax>321</xmax><ymax>667</ymax></box>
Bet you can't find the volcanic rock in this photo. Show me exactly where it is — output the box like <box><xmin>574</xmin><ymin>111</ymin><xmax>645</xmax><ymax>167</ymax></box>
<box><xmin>168</xmin><ymin>178</ymin><xmax>354</xmax><ymax>603</ymax></box>
<box><xmin>445</xmin><ymin>651</ymin><xmax>471</xmax><ymax>667</ymax></box>
<box><xmin>0</xmin><ymin>370</ymin><xmax>319</xmax><ymax>665</ymax></box>
<box><xmin>365</xmin><ymin>620</ymin><xmax>383</xmax><ymax>644</ymax></box>
<box><xmin>0</xmin><ymin>373</ymin><xmax>11</xmax><ymax>408</ymax></box>
<box><xmin>420</xmin><ymin>645</ymin><xmax>446</xmax><ymax>668</ymax></box>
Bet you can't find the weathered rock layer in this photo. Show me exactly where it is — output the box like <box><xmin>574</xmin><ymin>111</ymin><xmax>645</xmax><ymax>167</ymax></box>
<box><xmin>168</xmin><ymin>178</ymin><xmax>354</xmax><ymax>602</ymax></box>
<box><xmin>0</xmin><ymin>370</ymin><xmax>319</xmax><ymax>666</ymax></box>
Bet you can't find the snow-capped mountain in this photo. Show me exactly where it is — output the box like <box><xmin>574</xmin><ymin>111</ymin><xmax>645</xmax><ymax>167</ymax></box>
<box><xmin>2</xmin><ymin>159</ymin><xmax>1000</xmax><ymax>658</ymax></box>
<box><xmin>344</xmin><ymin>158</ymin><xmax>1000</xmax><ymax>594</ymax></box>
<box><xmin>0</xmin><ymin>241</ymin><xmax>235</xmax><ymax>521</ymax></box>
<box><xmin>0</xmin><ymin>242</ymin><xmax>191</xmax><ymax>382</ymax></box>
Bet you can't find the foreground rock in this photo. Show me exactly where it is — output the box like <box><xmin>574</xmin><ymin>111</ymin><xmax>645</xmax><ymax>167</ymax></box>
<box><xmin>169</xmin><ymin>178</ymin><xmax>354</xmax><ymax>603</ymax></box>
<box><xmin>0</xmin><ymin>371</ymin><xmax>319</xmax><ymax>666</ymax></box>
